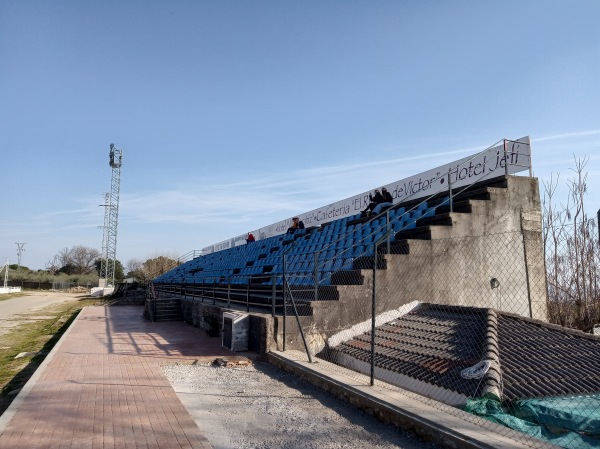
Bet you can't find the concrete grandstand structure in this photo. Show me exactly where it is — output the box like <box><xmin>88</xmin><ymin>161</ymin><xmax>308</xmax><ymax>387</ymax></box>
<box><xmin>150</xmin><ymin>137</ymin><xmax>546</xmax><ymax>348</ymax></box>
<box><xmin>148</xmin><ymin>137</ymin><xmax>600</xmax><ymax>447</ymax></box>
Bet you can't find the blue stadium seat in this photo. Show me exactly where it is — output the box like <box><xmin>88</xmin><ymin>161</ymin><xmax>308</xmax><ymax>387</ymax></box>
<box><xmin>421</xmin><ymin>207</ymin><xmax>436</xmax><ymax>218</ymax></box>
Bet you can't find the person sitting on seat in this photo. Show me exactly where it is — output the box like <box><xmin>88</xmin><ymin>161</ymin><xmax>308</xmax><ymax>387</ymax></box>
<box><xmin>362</xmin><ymin>187</ymin><xmax>393</xmax><ymax>217</ymax></box>
<box><xmin>361</xmin><ymin>189</ymin><xmax>383</xmax><ymax>217</ymax></box>
<box><xmin>372</xmin><ymin>187</ymin><xmax>393</xmax><ymax>215</ymax></box>
<box><xmin>246</xmin><ymin>232</ymin><xmax>255</xmax><ymax>243</ymax></box>
<box><xmin>286</xmin><ymin>217</ymin><xmax>305</xmax><ymax>234</ymax></box>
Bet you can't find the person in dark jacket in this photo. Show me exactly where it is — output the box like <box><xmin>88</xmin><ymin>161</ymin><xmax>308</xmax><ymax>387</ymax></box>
<box><xmin>286</xmin><ymin>217</ymin><xmax>305</xmax><ymax>234</ymax></box>
<box><xmin>362</xmin><ymin>189</ymin><xmax>383</xmax><ymax>217</ymax></box>
<box><xmin>362</xmin><ymin>187</ymin><xmax>393</xmax><ymax>217</ymax></box>
<box><xmin>372</xmin><ymin>187</ymin><xmax>393</xmax><ymax>215</ymax></box>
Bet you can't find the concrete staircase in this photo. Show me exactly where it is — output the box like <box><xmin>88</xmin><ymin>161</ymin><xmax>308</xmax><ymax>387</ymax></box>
<box><xmin>149</xmin><ymin>297</ymin><xmax>183</xmax><ymax>322</ymax></box>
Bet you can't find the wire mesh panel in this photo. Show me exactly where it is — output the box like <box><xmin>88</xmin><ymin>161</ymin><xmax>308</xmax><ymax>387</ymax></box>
<box><xmin>284</xmin><ymin>219</ymin><xmax>600</xmax><ymax>449</ymax></box>
<box><xmin>150</xmin><ymin>171</ymin><xmax>600</xmax><ymax>449</ymax></box>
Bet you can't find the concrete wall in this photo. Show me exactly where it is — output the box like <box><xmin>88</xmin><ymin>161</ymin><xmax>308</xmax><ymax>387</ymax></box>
<box><xmin>276</xmin><ymin>175</ymin><xmax>548</xmax><ymax>354</ymax></box>
<box><xmin>180</xmin><ymin>297</ymin><xmax>275</xmax><ymax>356</ymax></box>
<box><xmin>163</xmin><ymin>175</ymin><xmax>546</xmax><ymax>358</ymax></box>
<box><xmin>109</xmin><ymin>295</ymin><xmax>146</xmax><ymax>305</ymax></box>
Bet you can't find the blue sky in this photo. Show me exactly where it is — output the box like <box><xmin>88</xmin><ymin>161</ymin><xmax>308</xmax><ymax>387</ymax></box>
<box><xmin>2</xmin><ymin>1</ymin><xmax>600</xmax><ymax>271</ymax></box>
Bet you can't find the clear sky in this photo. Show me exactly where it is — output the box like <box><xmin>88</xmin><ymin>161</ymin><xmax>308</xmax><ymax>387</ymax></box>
<box><xmin>2</xmin><ymin>1</ymin><xmax>600</xmax><ymax>271</ymax></box>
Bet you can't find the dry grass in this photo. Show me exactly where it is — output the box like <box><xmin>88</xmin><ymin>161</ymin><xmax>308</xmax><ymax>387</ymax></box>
<box><xmin>0</xmin><ymin>297</ymin><xmax>106</xmax><ymax>416</ymax></box>
<box><xmin>0</xmin><ymin>292</ymin><xmax>27</xmax><ymax>302</ymax></box>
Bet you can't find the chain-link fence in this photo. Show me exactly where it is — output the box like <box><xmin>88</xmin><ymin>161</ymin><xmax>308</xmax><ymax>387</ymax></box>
<box><xmin>281</xmin><ymin>216</ymin><xmax>600</xmax><ymax>449</ymax></box>
<box><xmin>6</xmin><ymin>281</ymin><xmax>92</xmax><ymax>291</ymax></box>
<box><xmin>151</xmin><ymin>170</ymin><xmax>599</xmax><ymax>448</ymax></box>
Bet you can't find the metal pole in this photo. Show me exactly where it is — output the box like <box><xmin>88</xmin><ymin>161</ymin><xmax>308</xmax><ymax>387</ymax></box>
<box><xmin>503</xmin><ymin>139</ymin><xmax>509</xmax><ymax>176</ymax></box>
<box><xmin>313</xmin><ymin>252</ymin><xmax>319</xmax><ymax>301</ymax></box>
<box><xmin>227</xmin><ymin>278</ymin><xmax>231</xmax><ymax>308</ymax></box>
<box><xmin>527</xmin><ymin>139</ymin><xmax>533</xmax><ymax>178</ymax></box>
<box><xmin>370</xmin><ymin>231</ymin><xmax>391</xmax><ymax>386</ymax></box>
<box><xmin>283</xmin><ymin>253</ymin><xmax>287</xmax><ymax>351</ymax></box>
<box><xmin>371</xmin><ymin>240</ymin><xmax>377</xmax><ymax>386</ymax></box>
<box><xmin>386</xmin><ymin>210</ymin><xmax>391</xmax><ymax>254</ymax></box>
<box><xmin>286</xmin><ymin>280</ymin><xmax>314</xmax><ymax>363</ymax></box>
<box><xmin>246</xmin><ymin>278</ymin><xmax>250</xmax><ymax>312</ymax></box>
<box><xmin>448</xmin><ymin>171</ymin><xmax>453</xmax><ymax>213</ymax></box>
<box><xmin>152</xmin><ymin>283</ymin><xmax>157</xmax><ymax>322</ymax></box>
<box><xmin>271</xmin><ymin>275</ymin><xmax>276</xmax><ymax>317</ymax></box>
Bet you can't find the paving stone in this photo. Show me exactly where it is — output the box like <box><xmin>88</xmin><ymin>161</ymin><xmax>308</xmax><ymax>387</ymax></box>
<box><xmin>0</xmin><ymin>305</ymin><xmax>237</xmax><ymax>449</ymax></box>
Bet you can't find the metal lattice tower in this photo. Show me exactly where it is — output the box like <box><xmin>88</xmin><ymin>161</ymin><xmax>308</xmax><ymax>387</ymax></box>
<box><xmin>2</xmin><ymin>259</ymin><xmax>8</xmax><ymax>288</ymax></box>
<box><xmin>99</xmin><ymin>192</ymin><xmax>110</xmax><ymax>282</ymax></box>
<box><xmin>99</xmin><ymin>144</ymin><xmax>123</xmax><ymax>287</ymax></box>
<box><xmin>15</xmin><ymin>243</ymin><xmax>26</xmax><ymax>270</ymax></box>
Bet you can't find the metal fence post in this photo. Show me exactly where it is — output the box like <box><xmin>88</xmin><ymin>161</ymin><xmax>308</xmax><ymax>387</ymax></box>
<box><xmin>283</xmin><ymin>253</ymin><xmax>287</xmax><ymax>351</ymax></box>
<box><xmin>386</xmin><ymin>209</ymin><xmax>391</xmax><ymax>254</ymax></box>
<box><xmin>153</xmin><ymin>283</ymin><xmax>157</xmax><ymax>322</ymax></box>
<box><xmin>371</xmin><ymin>240</ymin><xmax>377</xmax><ymax>386</ymax></box>
<box><xmin>448</xmin><ymin>171</ymin><xmax>453</xmax><ymax>213</ymax></box>
<box><xmin>271</xmin><ymin>275</ymin><xmax>276</xmax><ymax>317</ymax></box>
<box><xmin>313</xmin><ymin>252</ymin><xmax>319</xmax><ymax>301</ymax></box>
<box><xmin>503</xmin><ymin>139</ymin><xmax>509</xmax><ymax>176</ymax></box>
<box><xmin>227</xmin><ymin>278</ymin><xmax>231</xmax><ymax>309</ymax></box>
<box><xmin>246</xmin><ymin>278</ymin><xmax>250</xmax><ymax>313</ymax></box>
<box><xmin>370</xmin><ymin>231</ymin><xmax>392</xmax><ymax>386</ymax></box>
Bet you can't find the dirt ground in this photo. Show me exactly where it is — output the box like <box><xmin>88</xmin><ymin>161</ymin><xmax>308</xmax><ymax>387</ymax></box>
<box><xmin>0</xmin><ymin>291</ymin><xmax>98</xmax><ymax>417</ymax></box>
<box><xmin>164</xmin><ymin>362</ymin><xmax>442</xmax><ymax>449</ymax></box>
<box><xmin>0</xmin><ymin>291</ymin><xmax>83</xmax><ymax>337</ymax></box>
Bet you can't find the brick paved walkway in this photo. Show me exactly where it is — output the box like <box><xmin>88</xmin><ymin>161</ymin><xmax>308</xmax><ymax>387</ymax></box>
<box><xmin>0</xmin><ymin>306</ymin><xmax>236</xmax><ymax>449</ymax></box>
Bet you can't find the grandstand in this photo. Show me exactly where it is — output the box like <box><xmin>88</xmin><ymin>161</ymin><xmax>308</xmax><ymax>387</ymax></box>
<box><xmin>150</xmin><ymin>137</ymin><xmax>544</xmax><ymax>345</ymax></box>
<box><xmin>147</xmin><ymin>137</ymin><xmax>600</xmax><ymax>449</ymax></box>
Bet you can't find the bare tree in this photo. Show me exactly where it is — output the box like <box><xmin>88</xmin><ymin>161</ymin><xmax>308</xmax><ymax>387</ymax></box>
<box><xmin>57</xmin><ymin>247</ymin><xmax>72</xmax><ymax>267</ymax></box>
<box><xmin>70</xmin><ymin>245</ymin><xmax>101</xmax><ymax>274</ymax></box>
<box><xmin>126</xmin><ymin>255</ymin><xmax>178</xmax><ymax>283</ymax></box>
<box><xmin>143</xmin><ymin>256</ymin><xmax>178</xmax><ymax>280</ymax></box>
<box><xmin>543</xmin><ymin>155</ymin><xmax>600</xmax><ymax>331</ymax></box>
<box><xmin>52</xmin><ymin>245</ymin><xmax>101</xmax><ymax>275</ymax></box>
<box><xmin>45</xmin><ymin>256</ymin><xmax>61</xmax><ymax>275</ymax></box>
<box><xmin>126</xmin><ymin>258</ymin><xmax>143</xmax><ymax>275</ymax></box>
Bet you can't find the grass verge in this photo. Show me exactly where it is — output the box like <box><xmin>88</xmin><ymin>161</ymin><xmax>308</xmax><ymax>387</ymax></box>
<box><xmin>0</xmin><ymin>297</ymin><xmax>106</xmax><ymax>416</ymax></box>
<box><xmin>0</xmin><ymin>292</ymin><xmax>27</xmax><ymax>302</ymax></box>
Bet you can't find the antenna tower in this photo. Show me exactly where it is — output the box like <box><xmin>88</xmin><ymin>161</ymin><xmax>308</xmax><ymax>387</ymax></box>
<box><xmin>99</xmin><ymin>143</ymin><xmax>123</xmax><ymax>287</ymax></box>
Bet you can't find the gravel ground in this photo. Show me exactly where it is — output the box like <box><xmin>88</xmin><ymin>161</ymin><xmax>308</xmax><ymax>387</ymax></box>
<box><xmin>163</xmin><ymin>362</ymin><xmax>442</xmax><ymax>449</ymax></box>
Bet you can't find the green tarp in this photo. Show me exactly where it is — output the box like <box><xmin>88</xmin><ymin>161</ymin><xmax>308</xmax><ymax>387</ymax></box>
<box><xmin>465</xmin><ymin>396</ymin><xmax>600</xmax><ymax>449</ymax></box>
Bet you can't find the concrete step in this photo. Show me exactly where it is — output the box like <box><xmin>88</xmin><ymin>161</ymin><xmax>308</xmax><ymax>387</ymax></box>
<box><xmin>330</xmin><ymin>269</ymin><xmax>364</xmax><ymax>285</ymax></box>
<box><xmin>395</xmin><ymin>226</ymin><xmax>431</xmax><ymax>241</ymax></box>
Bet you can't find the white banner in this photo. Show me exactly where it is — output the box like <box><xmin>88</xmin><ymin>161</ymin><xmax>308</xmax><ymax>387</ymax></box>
<box><xmin>204</xmin><ymin>137</ymin><xmax>531</xmax><ymax>252</ymax></box>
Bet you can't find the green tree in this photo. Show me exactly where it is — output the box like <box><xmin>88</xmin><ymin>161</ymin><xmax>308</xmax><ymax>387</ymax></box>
<box><xmin>94</xmin><ymin>259</ymin><xmax>125</xmax><ymax>283</ymax></box>
<box><xmin>9</xmin><ymin>264</ymin><xmax>29</xmax><ymax>271</ymax></box>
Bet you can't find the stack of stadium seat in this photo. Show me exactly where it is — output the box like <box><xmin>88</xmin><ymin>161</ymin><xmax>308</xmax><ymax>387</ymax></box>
<box><xmin>154</xmin><ymin>194</ymin><xmax>455</xmax><ymax>307</ymax></box>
